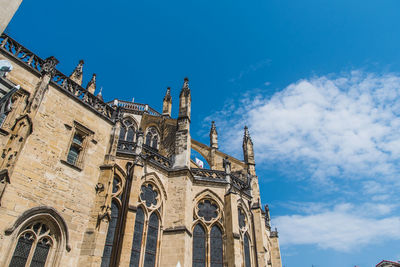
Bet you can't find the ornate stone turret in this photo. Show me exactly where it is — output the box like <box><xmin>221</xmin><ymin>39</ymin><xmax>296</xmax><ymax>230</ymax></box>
<box><xmin>243</xmin><ymin>126</ymin><xmax>255</xmax><ymax>174</ymax></box>
<box><xmin>178</xmin><ymin>77</ymin><xmax>191</xmax><ymax>120</ymax></box>
<box><xmin>69</xmin><ymin>59</ymin><xmax>84</xmax><ymax>85</ymax></box>
<box><xmin>172</xmin><ymin>78</ymin><xmax>191</xmax><ymax>169</ymax></box>
<box><xmin>209</xmin><ymin>121</ymin><xmax>218</xmax><ymax>149</ymax></box>
<box><xmin>162</xmin><ymin>87</ymin><xmax>172</xmax><ymax>117</ymax></box>
<box><xmin>86</xmin><ymin>73</ymin><xmax>96</xmax><ymax>94</ymax></box>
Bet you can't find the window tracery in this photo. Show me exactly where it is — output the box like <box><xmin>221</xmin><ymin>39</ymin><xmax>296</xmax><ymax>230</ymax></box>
<box><xmin>9</xmin><ymin>222</ymin><xmax>56</xmax><ymax>267</ymax></box>
<box><xmin>192</xmin><ymin>199</ymin><xmax>224</xmax><ymax>267</ymax></box>
<box><xmin>145</xmin><ymin>127</ymin><xmax>159</xmax><ymax>149</ymax></box>
<box><xmin>119</xmin><ymin>118</ymin><xmax>137</xmax><ymax>142</ymax></box>
<box><xmin>130</xmin><ymin>182</ymin><xmax>162</xmax><ymax>267</ymax></box>
<box><xmin>238</xmin><ymin>207</ymin><xmax>252</xmax><ymax>267</ymax></box>
<box><xmin>101</xmin><ymin>176</ymin><xmax>124</xmax><ymax>267</ymax></box>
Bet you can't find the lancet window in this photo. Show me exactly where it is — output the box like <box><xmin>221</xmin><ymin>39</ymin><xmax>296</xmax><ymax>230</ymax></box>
<box><xmin>119</xmin><ymin>118</ymin><xmax>137</xmax><ymax>142</ymax></box>
<box><xmin>9</xmin><ymin>222</ymin><xmax>57</xmax><ymax>267</ymax></box>
<box><xmin>238</xmin><ymin>207</ymin><xmax>252</xmax><ymax>267</ymax></box>
<box><xmin>145</xmin><ymin>127</ymin><xmax>159</xmax><ymax>149</ymax></box>
<box><xmin>129</xmin><ymin>183</ymin><xmax>162</xmax><ymax>267</ymax></box>
<box><xmin>101</xmin><ymin>176</ymin><xmax>124</xmax><ymax>267</ymax></box>
<box><xmin>192</xmin><ymin>199</ymin><xmax>224</xmax><ymax>267</ymax></box>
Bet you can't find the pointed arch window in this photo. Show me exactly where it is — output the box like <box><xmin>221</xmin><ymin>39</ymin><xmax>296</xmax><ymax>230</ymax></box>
<box><xmin>120</xmin><ymin>119</ymin><xmax>137</xmax><ymax>142</ymax></box>
<box><xmin>192</xmin><ymin>199</ymin><xmax>224</xmax><ymax>267</ymax></box>
<box><xmin>243</xmin><ymin>234</ymin><xmax>251</xmax><ymax>267</ymax></box>
<box><xmin>192</xmin><ymin>224</ymin><xmax>206</xmax><ymax>267</ymax></box>
<box><xmin>9</xmin><ymin>222</ymin><xmax>56</xmax><ymax>267</ymax></box>
<box><xmin>238</xmin><ymin>207</ymin><xmax>252</xmax><ymax>267</ymax></box>
<box><xmin>129</xmin><ymin>183</ymin><xmax>162</xmax><ymax>267</ymax></box>
<box><xmin>145</xmin><ymin>127</ymin><xmax>159</xmax><ymax>149</ymax></box>
<box><xmin>101</xmin><ymin>176</ymin><xmax>124</xmax><ymax>267</ymax></box>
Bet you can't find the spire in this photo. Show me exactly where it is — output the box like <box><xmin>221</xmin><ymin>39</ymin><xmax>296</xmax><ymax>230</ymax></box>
<box><xmin>210</xmin><ymin>121</ymin><xmax>218</xmax><ymax>149</ymax></box>
<box><xmin>69</xmin><ymin>59</ymin><xmax>84</xmax><ymax>85</ymax></box>
<box><xmin>86</xmin><ymin>73</ymin><xmax>96</xmax><ymax>94</ymax></box>
<box><xmin>178</xmin><ymin>77</ymin><xmax>191</xmax><ymax>119</ymax></box>
<box><xmin>162</xmin><ymin>87</ymin><xmax>172</xmax><ymax>117</ymax></box>
<box><xmin>243</xmin><ymin>126</ymin><xmax>255</xmax><ymax>166</ymax></box>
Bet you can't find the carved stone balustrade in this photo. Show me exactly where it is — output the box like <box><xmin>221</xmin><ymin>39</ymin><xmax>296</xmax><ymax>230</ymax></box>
<box><xmin>51</xmin><ymin>70</ymin><xmax>114</xmax><ymax>121</ymax></box>
<box><xmin>108</xmin><ymin>100</ymin><xmax>161</xmax><ymax>116</ymax></box>
<box><xmin>0</xmin><ymin>33</ymin><xmax>44</xmax><ymax>73</ymax></box>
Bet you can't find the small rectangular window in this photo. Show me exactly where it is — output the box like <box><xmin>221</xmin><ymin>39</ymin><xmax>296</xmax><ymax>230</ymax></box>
<box><xmin>63</xmin><ymin>121</ymin><xmax>94</xmax><ymax>170</ymax></box>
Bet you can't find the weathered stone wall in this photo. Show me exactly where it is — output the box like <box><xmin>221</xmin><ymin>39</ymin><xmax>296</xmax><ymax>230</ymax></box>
<box><xmin>0</xmin><ymin>62</ymin><xmax>113</xmax><ymax>266</ymax></box>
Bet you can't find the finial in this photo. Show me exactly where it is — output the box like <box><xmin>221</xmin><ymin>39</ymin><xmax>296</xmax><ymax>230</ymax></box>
<box><xmin>164</xmin><ymin>87</ymin><xmax>172</xmax><ymax>101</ymax></box>
<box><xmin>96</xmin><ymin>87</ymin><xmax>103</xmax><ymax>101</ymax></box>
<box><xmin>86</xmin><ymin>73</ymin><xmax>96</xmax><ymax>94</ymax></box>
<box><xmin>70</xmin><ymin>59</ymin><xmax>84</xmax><ymax>85</ymax></box>
<box><xmin>210</xmin><ymin>121</ymin><xmax>218</xmax><ymax>149</ymax></box>
<box><xmin>244</xmin><ymin>126</ymin><xmax>251</xmax><ymax>138</ymax></box>
<box><xmin>183</xmin><ymin>77</ymin><xmax>189</xmax><ymax>89</ymax></box>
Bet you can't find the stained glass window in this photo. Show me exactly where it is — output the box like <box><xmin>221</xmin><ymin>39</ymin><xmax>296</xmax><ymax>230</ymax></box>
<box><xmin>152</xmin><ymin>136</ymin><xmax>158</xmax><ymax>149</ymax></box>
<box><xmin>127</xmin><ymin>127</ymin><xmax>135</xmax><ymax>142</ymax></box>
<box><xmin>244</xmin><ymin>234</ymin><xmax>251</xmax><ymax>267</ymax></box>
<box><xmin>101</xmin><ymin>201</ymin><xmax>120</xmax><ymax>267</ymax></box>
<box><xmin>143</xmin><ymin>213</ymin><xmax>159</xmax><ymax>267</ymax></box>
<box><xmin>146</xmin><ymin>132</ymin><xmax>152</xmax><ymax>146</ymax></box>
<box><xmin>210</xmin><ymin>225</ymin><xmax>223</xmax><ymax>267</ymax></box>
<box><xmin>9</xmin><ymin>222</ymin><xmax>55</xmax><ymax>267</ymax></box>
<box><xmin>30</xmin><ymin>237</ymin><xmax>51</xmax><ymax>267</ymax></box>
<box><xmin>9</xmin><ymin>232</ymin><xmax>34</xmax><ymax>267</ymax></box>
<box><xmin>130</xmin><ymin>207</ymin><xmax>145</xmax><ymax>267</ymax></box>
<box><xmin>238</xmin><ymin>208</ymin><xmax>246</xmax><ymax>229</ymax></box>
<box><xmin>119</xmin><ymin>126</ymin><xmax>126</xmax><ymax>140</ymax></box>
<box><xmin>192</xmin><ymin>224</ymin><xmax>206</xmax><ymax>267</ymax></box>
<box><xmin>198</xmin><ymin>200</ymin><xmax>218</xmax><ymax>221</ymax></box>
<box><xmin>140</xmin><ymin>184</ymin><xmax>158</xmax><ymax>207</ymax></box>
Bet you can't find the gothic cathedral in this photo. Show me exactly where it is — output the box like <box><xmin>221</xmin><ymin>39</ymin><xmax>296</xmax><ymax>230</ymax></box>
<box><xmin>0</xmin><ymin>6</ymin><xmax>282</xmax><ymax>267</ymax></box>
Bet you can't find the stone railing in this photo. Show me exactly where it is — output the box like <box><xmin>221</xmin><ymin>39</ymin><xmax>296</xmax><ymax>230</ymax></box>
<box><xmin>116</xmin><ymin>140</ymin><xmax>172</xmax><ymax>169</ymax></box>
<box><xmin>108</xmin><ymin>99</ymin><xmax>161</xmax><ymax>116</ymax></box>
<box><xmin>0</xmin><ymin>33</ymin><xmax>44</xmax><ymax>73</ymax></box>
<box><xmin>117</xmin><ymin>140</ymin><xmax>136</xmax><ymax>154</ymax></box>
<box><xmin>51</xmin><ymin>70</ymin><xmax>114</xmax><ymax>121</ymax></box>
<box><xmin>231</xmin><ymin>173</ymin><xmax>250</xmax><ymax>190</ymax></box>
<box><xmin>191</xmin><ymin>168</ymin><xmax>226</xmax><ymax>181</ymax></box>
<box><xmin>142</xmin><ymin>145</ymin><xmax>172</xmax><ymax>169</ymax></box>
<box><xmin>0</xmin><ymin>33</ymin><xmax>115</xmax><ymax>122</ymax></box>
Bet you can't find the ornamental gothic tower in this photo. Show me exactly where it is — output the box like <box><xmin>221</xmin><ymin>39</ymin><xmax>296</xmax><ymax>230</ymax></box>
<box><xmin>0</xmin><ymin>16</ymin><xmax>282</xmax><ymax>267</ymax></box>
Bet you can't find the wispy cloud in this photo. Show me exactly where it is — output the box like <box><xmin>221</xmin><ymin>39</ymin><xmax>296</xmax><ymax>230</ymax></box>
<box><xmin>274</xmin><ymin>203</ymin><xmax>400</xmax><ymax>252</ymax></box>
<box><xmin>213</xmin><ymin>71</ymin><xmax>400</xmax><ymax>184</ymax></box>
<box><xmin>209</xmin><ymin>70</ymin><xmax>400</xmax><ymax>251</ymax></box>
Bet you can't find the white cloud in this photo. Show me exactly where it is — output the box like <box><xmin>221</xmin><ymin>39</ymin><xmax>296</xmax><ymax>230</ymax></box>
<box><xmin>274</xmin><ymin>203</ymin><xmax>400</xmax><ymax>252</ymax></box>
<box><xmin>213</xmin><ymin>71</ymin><xmax>400</xmax><ymax>183</ymax></box>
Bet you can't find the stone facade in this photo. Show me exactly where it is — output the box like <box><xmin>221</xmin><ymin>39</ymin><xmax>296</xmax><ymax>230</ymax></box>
<box><xmin>0</xmin><ymin>32</ymin><xmax>282</xmax><ymax>267</ymax></box>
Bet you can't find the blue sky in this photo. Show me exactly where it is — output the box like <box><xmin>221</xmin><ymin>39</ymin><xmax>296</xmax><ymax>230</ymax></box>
<box><xmin>7</xmin><ymin>0</ymin><xmax>400</xmax><ymax>266</ymax></box>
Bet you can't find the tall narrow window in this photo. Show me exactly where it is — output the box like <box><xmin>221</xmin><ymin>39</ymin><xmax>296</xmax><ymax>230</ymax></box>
<box><xmin>101</xmin><ymin>201</ymin><xmax>120</xmax><ymax>267</ymax></box>
<box><xmin>129</xmin><ymin>182</ymin><xmax>162</xmax><ymax>267</ymax></box>
<box><xmin>243</xmin><ymin>234</ymin><xmax>251</xmax><ymax>267</ymax></box>
<box><xmin>143</xmin><ymin>213</ymin><xmax>159</xmax><ymax>267</ymax></box>
<box><xmin>130</xmin><ymin>207</ymin><xmax>145</xmax><ymax>267</ymax></box>
<box><xmin>192</xmin><ymin>224</ymin><xmax>206</xmax><ymax>267</ymax></box>
<box><xmin>9</xmin><ymin>222</ymin><xmax>55</xmax><ymax>267</ymax></box>
<box><xmin>193</xmin><ymin>199</ymin><xmax>224</xmax><ymax>267</ymax></box>
<box><xmin>9</xmin><ymin>232</ymin><xmax>34</xmax><ymax>266</ymax></box>
<box><xmin>145</xmin><ymin>127</ymin><xmax>159</xmax><ymax>149</ymax></box>
<box><xmin>119</xmin><ymin>119</ymin><xmax>136</xmax><ymax>142</ymax></box>
<box><xmin>210</xmin><ymin>225</ymin><xmax>223</xmax><ymax>267</ymax></box>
